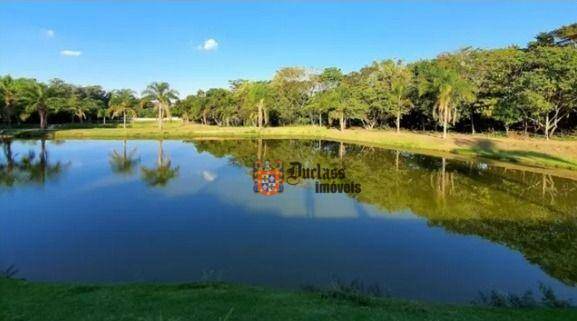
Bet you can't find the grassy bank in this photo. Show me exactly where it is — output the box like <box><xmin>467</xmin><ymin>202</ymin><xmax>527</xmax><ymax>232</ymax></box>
<box><xmin>1</xmin><ymin>279</ymin><xmax>575</xmax><ymax>321</ymax></box>
<box><xmin>2</xmin><ymin>122</ymin><xmax>577</xmax><ymax>171</ymax></box>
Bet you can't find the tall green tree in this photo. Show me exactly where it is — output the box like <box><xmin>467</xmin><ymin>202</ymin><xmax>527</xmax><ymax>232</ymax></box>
<box><xmin>308</xmin><ymin>70</ymin><xmax>364</xmax><ymax>131</ymax></box>
<box><xmin>0</xmin><ymin>76</ymin><xmax>19</xmax><ymax>126</ymax></box>
<box><xmin>271</xmin><ymin>67</ymin><xmax>314</xmax><ymax>125</ymax></box>
<box><xmin>474</xmin><ymin>48</ymin><xmax>526</xmax><ymax>133</ymax></box>
<box><xmin>365</xmin><ymin>60</ymin><xmax>413</xmax><ymax>132</ymax></box>
<box><xmin>511</xmin><ymin>47</ymin><xmax>577</xmax><ymax>139</ymax></box>
<box><xmin>417</xmin><ymin>62</ymin><xmax>475</xmax><ymax>138</ymax></box>
<box><xmin>233</xmin><ymin>81</ymin><xmax>273</xmax><ymax>128</ymax></box>
<box><xmin>305</xmin><ymin>68</ymin><xmax>345</xmax><ymax>127</ymax></box>
<box><xmin>204</xmin><ymin>88</ymin><xmax>236</xmax><ymax>126</ymax></box>
<box><xmin>108</xmin><ymin>89</ymin><xmax>139</xmax><ymax>128</ymax></box>
<box><xmin>19</xmin><ymin>80</ymin><xmax>54</xmax><ymax>129</ymax></box>
<box><xmin>175</xmin><ymin>90</ymin><xmax>207</xmax><ymax>124</ymax></box>
<box><xmin>141</xmin><ymin>82</ymin><xmax>179</xmax><ymax>130</ymax></box>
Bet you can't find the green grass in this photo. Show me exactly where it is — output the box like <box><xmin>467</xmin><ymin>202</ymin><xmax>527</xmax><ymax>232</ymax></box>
<box><xmin>2</xmin><ymin>122</ymin><xmax>577</xmax><ymax>172</ymax></box>
<box><xmin>1</xmin><ymin>279</ymin><xmax>576</xmax><ymax>321</ymax></box>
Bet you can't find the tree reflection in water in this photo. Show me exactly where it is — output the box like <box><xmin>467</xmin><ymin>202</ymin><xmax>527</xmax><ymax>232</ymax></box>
<box><xmin>191</xmin><ymin>139</ymin><xmax>577</xmax><ymax>286</ymax></box>
<box><xmin>141</xmin><ymin>140</ymin><xmax>179</xmax><ymax>187</ymax></box>
<box><xmin>109</xmin><ymin>139</ymin><xmax>140</xmax><ymax>175</ymax></box>
<box><xmin>0</xmin><ymin>138</ymin><xmax>67</xmax><ymax>187</ymax></box>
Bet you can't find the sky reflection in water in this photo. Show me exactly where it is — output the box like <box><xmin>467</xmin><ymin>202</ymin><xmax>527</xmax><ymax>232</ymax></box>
<box><xmin>1</xmin><ymin>139</ymin><xmax>576</xmax><ymax>303</ymax></box>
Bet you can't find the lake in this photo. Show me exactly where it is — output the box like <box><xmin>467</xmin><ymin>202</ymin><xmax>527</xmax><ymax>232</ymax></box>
<box><xmin>1</xmin><ymin>139</ymin><xmax>576</xmax><ymax>303</ymax></box>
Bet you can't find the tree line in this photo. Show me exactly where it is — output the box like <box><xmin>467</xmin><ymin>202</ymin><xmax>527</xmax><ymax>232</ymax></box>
<box><xmin>1</xmin><ymin>23</ymin><xmax>576</xmax><ymax>139</ymax></box>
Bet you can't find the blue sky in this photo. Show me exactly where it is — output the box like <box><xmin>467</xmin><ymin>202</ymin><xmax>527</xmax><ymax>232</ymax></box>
<box><xmin>1</xmin><ymin>1</ymin><xmax>575</xmax><ymax>96</ymax></box>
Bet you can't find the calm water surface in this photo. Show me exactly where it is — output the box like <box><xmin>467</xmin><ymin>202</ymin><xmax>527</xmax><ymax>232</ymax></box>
<box><xmin>1</xmin><ymin>139</ymin><xmax>576</xmax><ymax>303</ymax></box>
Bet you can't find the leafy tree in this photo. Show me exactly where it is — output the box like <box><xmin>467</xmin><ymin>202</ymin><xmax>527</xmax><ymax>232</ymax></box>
<box><xmin>474</xmin><ymin>48</ymin><xmax>526</xmax><ymax>133</ymax></box>
<box><xmin>175</xmin><ymin>90</ymin><xmax>207</xmax><ymax>124</ymax></box>
<box><xmin>271</xmin><ymin>67</ymin><xmax>314</xmax><ymax>125</ymax></box>
<box><xmin>512</xmin><ymin>47</ymin><xmax>577</xmax><ymax>139</ymax></box>
<box><xmin>0</xmin><ymin>76</ymin><xmax>20</xmax><ymax>125</ymax></box>
<box><xmin>204</xmin><ymin>88</ymin><xmax>236</xmax><ymax>126</ymax></box>
<box><xmin>306</xmin><ymin>68</ymin><xmax>346</xmax><ymax>128</ymax></box>
<box><xmin>233</xmin><ymin>81</ymin><xmax>273</xmax><ymax>128</ymax></box>
<box><xmin>141</xmin><ymin>82</ymin><xmax>179</xmax><ymax>129</ymax></box>
<box><xmin>529</xmin><ymin>23</ymin><xmax>577</xmax><ymax>48</ymax></box>
<box><xmin>312</xmin><ymin>71</ymin><xmax>365</xmax><ymax>131</ymax></box>
<box><xmin>365</xmin><ymin>60</ymin><xmax>413</xmax><ymax>132</ymax></box>
<box><xmin>551</xmin><ymin>23</ymin><xmax>577</xmax><ymax>46</ymax></box>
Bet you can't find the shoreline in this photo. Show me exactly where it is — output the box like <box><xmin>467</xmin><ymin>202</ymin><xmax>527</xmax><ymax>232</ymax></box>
<box><xmin>2</xmin><ymin>123</ymin><xmax>577</xmax><ymax>174</ymax></box>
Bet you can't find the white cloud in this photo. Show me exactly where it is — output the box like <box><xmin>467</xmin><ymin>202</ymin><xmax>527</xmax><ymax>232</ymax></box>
<box><xmin>198</xmin><ymin>38</ymin><xmax>218</xmax><ymax>51</ymax></box>
<box><xmin>201</xmin><ymin>170</ymin><xmax>217</xmax><ymax>182</ymax></box>
<box><xmin>42</xmin><ymin>29</ymin><xmax>55</xmax><ymax>38</ymax></box>
<box><xmin>60</xmin><ymin>50</ymin><xmax>82</xmax><ymax>57</ymax></box>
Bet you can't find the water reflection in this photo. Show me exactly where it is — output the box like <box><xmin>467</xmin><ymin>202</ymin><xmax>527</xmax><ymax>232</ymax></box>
<box><xmin>1</xmin><ymin>139</ymin><xmax>576</xmax><ymax>302</ymax></box>
<box><xmin>140</xmin><ymin>140</ymin><xmax>179</xmax><ymax>187</ymax></box>
<box><xmin>106</xmin><ymin>139</ymin><xmax>179</xmax><ymax>186</ymax></box>
<box><xmin>191</xmin><ymin>139</ymin><xmax>577</xmax><ymax>286</ymax></box>
<box><xmin>0</xmin><ymin>138</ymin><xmax>68</xmax><ymax>187</ymax></box>
<box><xmin>109</xmin><ymin>140</ymin><xmax>140</xmax><ymax>175</ymax></box>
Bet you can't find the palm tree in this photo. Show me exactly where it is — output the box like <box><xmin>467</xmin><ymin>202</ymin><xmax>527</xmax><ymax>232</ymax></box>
<box><xmin>0</xmin><ymin>76</ymin><xmax>18</xmax><ymax>126</ymax></box>
<box><xmin>141</xmin><ymin>140</ymin><xmax>179</xmax><ymax>186</ymax></box>
<box><xmin>141</xmin><ymin>82</ymin><xmax>179</xmax><ymax>130</ymax></box>
<box><xmin>97</xmin><ymin>108</ymin><xmax>108</xmax><ymax>125</ymax></box>
<box><xmin>21</xmin><ymin>81</ymin><xmax>50</xmax><ymax>129</ymax></box>
<box><xmin>418</xmin><ymin>66</ymin><xmax>475</xmax><ymax>139</ymax></box>
<box><xmin>108</xmin><ymin>89</ymin><xmax>138</xmax><ymax>129</ymax></box>
<box><xmin>109</xmin><ymin>140</ymin><xmax>140</xmax><ymax>175</ymax></box>
<box><xmin>68</xmin><ymin>95</ymin><xmax>98</xmax><ymax>124</ymax></box>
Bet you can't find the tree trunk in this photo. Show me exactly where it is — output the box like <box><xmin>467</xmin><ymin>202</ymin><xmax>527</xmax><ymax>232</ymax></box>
<box><xmin>471</xmin><ymin>113</ymin><xmax>476</xmax><ymax>134</ymax></box>
<box><xmin>319</xmin><ymin>113</ymin><xmax>322</xmax><ymax>126</ymax></box>
<box><xmin>339</xmin><ymin>112</ymin><xmax>345</xmax><ymax>131</ymax></box>
<box><xmin>257</xmin><ymin>98</ymin><xmax>263</xmax><ymax>129</ymax></box>
<box><xmin>158</xmin><ymin>105</ymin><xmax>163</xmax><ymax>130</ymax></box>
<box><xmin>123</xmin><ymin>111</ymin><xmax>127</xmax><ymax>129</ymax></box>
<box><xmin>396</xmin><ymin>110</ymin><xmax>401</xmax><ymax>133</ymax></box>
<box><xmin>545</xmin><ymin>114</ymin><xmax>549</xmax><ymax>140</ymax></box>
<box><xmin>524</xmin><ymin>120</ymin><xmax>528</xmax><ymax>136</ymax></box>
<box><xmin>39</xmin><ymin>108</ymin><xmax>48</xmax><ymax>130</ymax></box>
<box><xmin>442</xmin><ymin>107</ymin><xmax>448</xmax><ymax>139</ymax></box>
<box><xmin>5</xmin><ymin>102</ymin><xmax>12</xmax><ymax>128</ymax></box>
